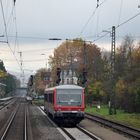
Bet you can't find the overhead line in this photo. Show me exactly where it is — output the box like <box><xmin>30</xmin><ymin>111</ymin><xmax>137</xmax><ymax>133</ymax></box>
<box><xmin>6</xmin><ymin>6</ymin><xmax>14</xmax><ymax>33</ymax></box>
<box><xmin>21</xmin><ymin>48</ymin><xmax>54</xmax><ymax>53</ymax></box>
<box><xmin>3</xmin><ymin>59</ymin><xmax>47</xmax><ymax>62</ymax></box>
<box><xmin>13</xmin><ymin>6</ymin><xmax>19</xmax><ymax>53</ymax></box>
<box><xmin>0</xmin><ymin>0</ymin><xmax>21</xmax><ymax>71</ymax></box>
<box><xmin>0</xmin><ymin>0</ymin><xmax>8</xmax><ymax>43</ymax></box>
<box><xmin>117</xmin><ymin>0</ymin><xmax>123</xmax><ymax>26</ymax></box>
<box><xmin>116</xmin><ymin>11</ymin><xmax>140</xmax><ymax>29</ymax></box>
<box><xmin>91</xmin><ymin>11</ymin><xmax>140</xmax><ymax>43</ymax></box>
<box><xmin>0</xmin><ymin>48</ymin><xmax>54</xmax><ymax>53</ymax></box>
<box><xmin>79</xmin><ymin>0</ymin><xmax>108</xmax><ymax>37</ymax></box>
<box><xmin>93</xmin><ymin>32</ymin><xmax>109</xmax><ymax>42</ymax></box>
<box><xmin>79</xmin><ymin>8</ymin><xmax>97</xmax><ymax>36</ymax></box>
<box><xmin>8</xmin><ymin>35</ymin><xmax>50</xmax><ymax>40</ymax></box>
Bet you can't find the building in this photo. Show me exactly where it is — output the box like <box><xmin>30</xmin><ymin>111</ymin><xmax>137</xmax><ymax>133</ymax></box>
<box><xmin>60</xmin><ymin>65</ymin><xmax>78</xmax><ymax>85</ymax></box>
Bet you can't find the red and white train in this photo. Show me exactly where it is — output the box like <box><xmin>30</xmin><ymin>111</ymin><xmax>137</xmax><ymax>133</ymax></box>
<box><xmin>44</xmin><ymin>84</ymin><xmax>85</xmax><ymax>125</ymax></box>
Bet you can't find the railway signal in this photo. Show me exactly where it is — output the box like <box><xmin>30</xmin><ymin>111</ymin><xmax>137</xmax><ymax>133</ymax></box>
<box><xmin>29</xmin><ymin>75</ymin><xmax>34</xmax><ymax>86</ymax></box>
<box><xmin>82</xmin><ymin>68</ymin><xmax>87</xmax><ymax>85</ymax></box>
<box><xmin>97</xmin><ymin>0</ymin><xmax>99</xmax><ymax>8</ymax></box>
<box><xmin>13</xmin><ymin>0</ymin><xmax>16</xmax><ymax>5</ymax></box>
<box><xmin>56</xmin><ymin>68</ymin><xmax>61</xmax><ymax>85</ymax></box>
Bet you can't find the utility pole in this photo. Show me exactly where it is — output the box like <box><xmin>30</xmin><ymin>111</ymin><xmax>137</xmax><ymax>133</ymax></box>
<box><xmin>66</xmin><ymin>39</ymin><xmax>74</xmax><ymax>84</ymax></box>
<box><xmin>19</xmin><ymin>51</ymin><xmax>24</xmax><ymax>87</ymax></box>
<box><xmin>41</xmin><ymin>53</ymin><xmax>48</xmax><ymax>69</ymax></box>
<box><xmin>83</xmin><ymin>41</ymin><xmax>87</xmax><ymax>70</ymax></box>
<box><xmin>0</xmin><ymin>35</ymin><xmax>7</xmax><ymax>43</ymax></box>
<box><xmin>70</xmin><ymin>54</ymin><xmax>74</xmax><ymax>84</ymax></box>
<box><xmin>109</xmin><ymin>26</ymin><xmax>116</xmax><ymax>115</ymax></box>
<box><xmin>82</xmin><ymin>41</ymin><xmax>88</xmax><ymax>87</ymax></box>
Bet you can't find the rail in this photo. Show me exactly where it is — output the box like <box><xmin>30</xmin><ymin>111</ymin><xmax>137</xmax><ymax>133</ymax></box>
<box><xmin>39</xmin><ymin>106</ymin><xmax>101</xmax><ymax>140</ymax></box>
<box><xmin>0</xmin><ymin>103</ymin><xmax>28</xmax><ymax>140</ymax></box>
<box><xmin>0</xmin><ymin>105</ymin><xmax>19</xmax><ymax>140</ymax></box>
<box><xmin>0</xmin><ymin>97</ymin><xmax>14</xmax><ymax>111</ymax></box>
<box><xmin>77</xmin><ymin>125</ymin><xmax>102</xmax><ymax>140</ymax></box>
<box><xmin>24</xmin><ymin>106</ymin><xmax>27</xmax><ymax>140</ymax></box>
<box><xmin>85</xmin><ymin>113</ymin><xmax>140</xmax><ymax>139</ymax></box>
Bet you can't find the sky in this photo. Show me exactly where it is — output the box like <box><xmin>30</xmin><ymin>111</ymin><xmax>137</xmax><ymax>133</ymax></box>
<box><xmin>0</xmin><ymin>0</ymin><xmax>140</xmax><ymax>86</ymax></box>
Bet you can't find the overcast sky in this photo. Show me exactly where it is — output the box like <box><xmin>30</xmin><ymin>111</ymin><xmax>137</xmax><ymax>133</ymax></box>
<box><xmin>0</xmin><ymin>0</ymin><xmax>140</xmax><ymax>85</ymax></box>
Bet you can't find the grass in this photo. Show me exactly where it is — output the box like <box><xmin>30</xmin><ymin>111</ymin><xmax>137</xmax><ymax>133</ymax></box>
<box><xmin>85</xmin><ymin>105</ymin><xmax>140</xmax><ymax>130</ymax></box>
<box><xmin>32</xmin><ymin>100</ymin><xmax>140</xmax><ymax>130</ymax></box>
<box><xmin>32</xmin><ymin>99</ymin><xmax>44</xmax><ymax>106</ymax></box>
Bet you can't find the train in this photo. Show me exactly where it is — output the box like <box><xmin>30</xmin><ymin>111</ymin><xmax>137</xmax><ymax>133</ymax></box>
<box><xmin>26</xmin><ymin>96</ymin><xmax>32</xmax><ymax>104</ymax></box>
<box><xmin>44</xmin><ymin>84</ymin><xmax>85</xmax><ymax>125</ymax></box>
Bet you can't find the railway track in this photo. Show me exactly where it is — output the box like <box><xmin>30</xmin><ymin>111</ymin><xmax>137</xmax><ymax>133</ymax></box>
<box><xmin>0</xmin><ymin>97</ymin><xmax>15</xmax><ymax>111</ymax></box>
<box><xmin>39</xmin><ymin>106</ymin><xmax>102</xmax><ymax>140</ymax></box>
<box><xmin>0</xmin><ymin>99</ymin><xmax>28</xmax><ymax>140</ymax></box>
<box><xmin>60</xmin><ymin>125</ymin><xmax>102</xmax><ymax>140</ymax></box>
<box><xmin>85</xmin><ymin>113</ymin><xmax>140</xmax><ymax>140</ymax></box>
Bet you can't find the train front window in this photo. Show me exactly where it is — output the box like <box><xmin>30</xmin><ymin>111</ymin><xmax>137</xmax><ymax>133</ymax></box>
<box><xmin>56</xmin><ymin>89</ymin><xmax>82</xmax><ymax>106</ymax></box>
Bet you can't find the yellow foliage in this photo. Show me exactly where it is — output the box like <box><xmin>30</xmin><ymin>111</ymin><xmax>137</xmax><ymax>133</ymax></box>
<box><xmin>116</xmin><ymin>79</ymin><xmax>126</xmax><ymax>95</ymax></box>
<box><xmin>132</xmin><ymin>46</ymin><xmax>140</xmax><ymax>63</ymax></box>
<box><xmin>0</xmin><ymin>70</ymin><xmax>8</xmax><ymax>77</ymax></box>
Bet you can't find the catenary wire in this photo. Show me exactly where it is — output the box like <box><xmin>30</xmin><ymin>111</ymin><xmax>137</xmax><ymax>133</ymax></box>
<box><xmin>0</xmin><ymin>0</ymin><xmax>22</xmax><ymax>70</ymax></box>
<box><xmin>79</xmin><ymin>0</ymin><xmax>108</xmax><ymax>37</ymax></box>
<box><xmin>92</xmin><ymin>11</ymin><xmax>140</xmax><ymax>43</ymax></box>
<box><xmin>117</xmin><ymin>0</ymin><xmax>123</xmax><ymax>26</ymax></box>
<box><xmin>116</xmin><ymin>11</ymin><xmax>140</xmax><ymax>29</ymax></box>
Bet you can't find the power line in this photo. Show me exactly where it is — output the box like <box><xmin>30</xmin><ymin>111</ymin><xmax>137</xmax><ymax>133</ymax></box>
<box><xmin>116</xmin><ymin>11</ymin><xmax>140</xmax><ymax>29</ymax></box>
<box><xmin>0</xmin><ymin>0</ymin><xmax>8</xmax><ymax>43</ymax></box>
<box><xmin>13</xmin><ymin>6</ymin><xmax>19</xmax><ymax>54</ymax></box>
<box><xmin>81</xmin><ymin>34</ymin><xmax>140</xmax><ymax>40</ymax></box>
<box><xmin>79</xmin><ymin>9</ymin><xmax>97</xmax><ymax>36</ymax></box>
<box><xmin>0</xmin><ymin>48</ymin><xmax>54</xmax><ymax>53</ymax></box>
<box><xmin>117</xmin><ymin>0</ymin><xmax>123</xmax><ymax>26</ymax></box>
<box><xmin>0</xmin><ymin>0</ymin><xmax>22</xmax><ymax>71</ymax></box>
<box><xmin>23</xmin><ymin>59</ymin><xmax>48</xmax><ymax>62</ymax></box>
<box><xmin>91</xmin><ymin>11</ymin><xmax>140</xmax><ymax>43</ymax></box>
<box><xmin>2</xmin><ymin>58</ymin><xmax>47</xmax><ymax>62</ymax></box>
<box><xmin>79</xmin><ymin>0</ymin><xmax>108</xmax><ymax>37</ymax></box>
<box><xmin>93</xmin><ymin>32</ymin><xmax>110</xmax><ymax>42</ymax></box>
<box><xmin>6</xmin><ymin>6</ymin><xmax>14</xmax><ymax>33</ymax></box>
<box><xmin>8</xmin><ymin>35</ymin><xmax>50</xmax><ymax>40</ymax></box>
<box><xmin>21</xmin><ymin>48</ymin><xmax>54</xmax><ymax>53</ymax></box>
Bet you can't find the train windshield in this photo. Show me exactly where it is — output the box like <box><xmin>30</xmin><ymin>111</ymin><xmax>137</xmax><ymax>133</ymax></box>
<box><xmin>56</xmin><ymin>89</ymin><xmax>82</xmax><ymax>106</ymax></box>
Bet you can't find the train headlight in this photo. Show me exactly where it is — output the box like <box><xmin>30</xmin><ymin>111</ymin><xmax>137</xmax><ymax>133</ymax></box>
<box><xmin>78</xmin><ymin>109</ymin><xmax>81</xmax><ymax>111</ymax></box>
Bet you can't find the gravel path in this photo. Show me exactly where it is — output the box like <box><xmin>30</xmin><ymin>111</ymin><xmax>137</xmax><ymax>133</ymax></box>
<box><xmin>0</xmin><ymin>99</ymin><xmax>17</xmax><ymax>132</ymax></box>
<box><xmin>29</xmin><ymin>105</ymin><xmax>66</xmax><ymax>140</ymax></box>
<box><xmin>79</xmin><ymin>118</ymin><xmax>134</xmax><ymax>140</ymax></box>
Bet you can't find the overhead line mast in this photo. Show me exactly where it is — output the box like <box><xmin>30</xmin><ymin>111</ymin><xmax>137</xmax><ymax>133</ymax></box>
<box><xmin>19</xmin><ymin>51</ymin><xmax>25</xmax><ymax>87</ymax></box>
<box><xmin>109</xmin><ymin>26</ymin><xmax>116</xmax><ymax>115</ymax></box>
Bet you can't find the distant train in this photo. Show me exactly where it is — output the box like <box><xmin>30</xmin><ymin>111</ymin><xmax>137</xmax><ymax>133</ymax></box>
<box><xmin>26</xmin><ymin>96</ymin><xmax>32</xmax><ymax>104</ymax></box>
<box><xmin>44</xmin><ymin>84</ymin><xmax>85</xmax><ymax>125</ymax></box>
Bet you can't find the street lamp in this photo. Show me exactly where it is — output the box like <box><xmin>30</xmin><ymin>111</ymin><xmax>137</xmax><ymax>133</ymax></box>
<box><xmin>41</xmin><ymin>53</ymin><xmax>48</xmax><ymax>69</ymax></box>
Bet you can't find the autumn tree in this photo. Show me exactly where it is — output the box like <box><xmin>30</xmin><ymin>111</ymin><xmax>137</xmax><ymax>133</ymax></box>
<box><xmin>49</xmin><ymin>39</ymin><xmax>103</xmax><ymax>86</ymax></box>
<box><xmin>115</xmin><ymin>35</ymin><xmax>134</xmax><ymax>79</ymax></box>
<box><xmin>49</xmin><ymin>39</ymin><xmax>83</xmax><ymax>85</ymax></box>
<box><xmin>29</xmin><ymin>68</ymin><xmax>51</xmax><ymax>96</ymax></box>
<box><xmin>115</xmin><ymin>36</ymin><xmax>140</xmax><ymax>112</ymax></box>
<box><xmin>0</xmin><ymin>60</ymin><xmax>20</xmax><ymax>97</ymax></box>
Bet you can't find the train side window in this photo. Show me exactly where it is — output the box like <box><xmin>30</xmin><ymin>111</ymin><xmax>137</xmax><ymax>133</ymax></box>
<box><xmin>48</xmin><ymin>93</ymin><xmax>51</xmax><ymax>103</ymax></box>
<box><xmin>48</xmin><ymin>92</ymin><xmax>54</xmax><ymax>103</ymax></box>
<box><xmin>45</xmin><ymin>92</ymin><xmax>50</xmax><ymax>102</ymax></box>
<box><xmin>44</xmin><ymin>94</ymin><xmax>48</xmax><ymax>101</ymax></box>
<box><xmin>50</xmin><ymin>93</ymin><xmax>52</xmax><ymax>103</ymax></box>
<box><xmin>48</xmin><ymin>93</ymin><xmax>50</xmax><ymax>102</ymax></box>
<box><xmin>51</xmin><ymin>91</ymin><xmax>54</xmax><ymax>103</ymax></box>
